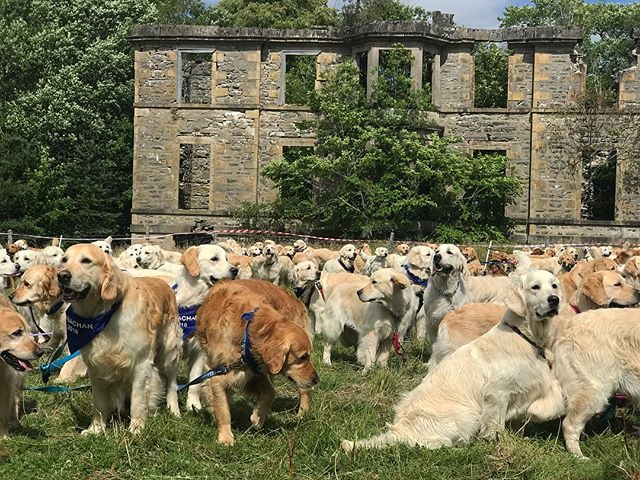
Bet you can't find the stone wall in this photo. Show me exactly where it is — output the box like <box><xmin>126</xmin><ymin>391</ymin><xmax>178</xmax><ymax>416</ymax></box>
<box><xmin>129</xmin><ymin>20</ymin><xmax>640</xmax><ymax>245</ymax></box>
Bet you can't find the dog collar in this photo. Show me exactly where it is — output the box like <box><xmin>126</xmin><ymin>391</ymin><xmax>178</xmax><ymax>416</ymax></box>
<box><xmin>403</xmin><ymin>265</ymin><xmax>429</xmax><ymax>287</ymax></box>
<box><xmin>338</xmin><ymin>258</ymin><xmax>355</xmax><ymax>273</ymax></box>
<box><xmin>293</xmin><ymin>286</ymin><xmax>305</xmax><ymax>298</ymax></box>
<box><xmin>507</xmin><ymin>323</ymin><xmax>550</xmax><ymax>367</ymax></box>
<box><xmin>66</xmin><ymin>299</ymin><xmax>123</xmax><ymax>354</ymax></box>
<box><xmin>241</xmin><ymin>308</ymin><xmax>261</xmax><ymax>374</ymax></box>
<box><xmin>314</xmin><ymin>281</ymin><xmax>326</xmax><ymax>301</ymax></box>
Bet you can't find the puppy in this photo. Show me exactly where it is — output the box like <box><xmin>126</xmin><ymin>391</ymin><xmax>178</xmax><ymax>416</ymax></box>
<box><xmin>342</xmin><ymin>268</ymin><xmax>564</xmax><ymax>451</ymax></box>
<box><xmin>57</xmin><ymin>244</ymin><xmax>182</xmax><ymax>434</ymax></box>
<box><xmin>322</xmin><ymin>244</ymin><xmax>358</xmax><ymax>273</ymax></box>
<box><xmin>92</xmin><ymin>236</ymin><xmax>113</xmax><ymax>256</ymax></box>
<box><xmin>196</xmin><ymin>279</ymin><xmax>319</xmax><ymax>445</ymax></box>
<box><xmin>322</xmin><ymin>269</ymin><xmax>420</xmax><ymax>371</ymax></box>
<box><xmin>0</xmin><ymin>308</ymin><xmax>44</xmax><ymax>438</ymax></box>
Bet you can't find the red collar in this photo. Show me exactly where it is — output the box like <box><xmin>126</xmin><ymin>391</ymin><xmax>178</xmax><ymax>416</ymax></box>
<box><xmin>570</xmin><ymin>304</ymin><xmax>581</xmax><ymax>314</ymax></box>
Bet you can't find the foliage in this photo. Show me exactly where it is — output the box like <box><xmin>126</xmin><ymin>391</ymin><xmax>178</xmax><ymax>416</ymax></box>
<box><xmin>201</xmin><ymin>0</ymin><xmax>338</xmax><ymax>28</ymax></box>
<box><xmin>340</xmin><ymin>0</ymin><xmax>429</xmax><ymax>31</ymax></box>
<box><xmin>284</xmin><ymin>55</ymin><xmax>317</xmax><ymax>105</ymax></box>
<box><xmin>236</xmin><ymin>46</ymin><xmax>521</xmax><ymax>241</ymax></box>
<box><xmin>474</xmin><ymin>43</ymin><xmax>509</xmax><ymax>108</ymax></box>
<box><xmin>500</xmin><ymin>0</ymin><xmax>640</xmax><ymax>102</ymax></box>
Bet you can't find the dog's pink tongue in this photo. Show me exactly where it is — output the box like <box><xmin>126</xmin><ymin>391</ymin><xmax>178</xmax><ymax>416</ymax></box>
<box><xmin>18</xmin><ymin>359</ymin><xmax>32</xmax><ymax>372</ymax></box>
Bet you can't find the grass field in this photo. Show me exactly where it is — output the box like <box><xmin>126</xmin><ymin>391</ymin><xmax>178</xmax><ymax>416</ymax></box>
<box><xmin>2</xmin><ymin>339</ymin><xmax>639</xmax><ymax>480</ymax></box>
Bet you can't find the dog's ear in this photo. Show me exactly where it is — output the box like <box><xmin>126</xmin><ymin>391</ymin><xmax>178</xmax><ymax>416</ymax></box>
<box><xmin>261</xmin><ymin>337</ymin><xmax>288</xmax><ymax>375</ymax></box>
<box><xmin>580</xmin><ymin>273</ymin><xmax>608</xmax><ymax>306</ymax></box>
<box><xmin>45</xmin><ymin>266</ymin><xmax>62</xmax><ymax>299</ymax></box>
<box><xmin>504</xmin><ymin>276</ymin><xmax>527</xmax><ymax>317</ymax></box>
<box><xmin>390</xmin><ymin>272</ymin><xmax>410</xmax><ymax>289</ymax></box>
<box><xmin>515</xmin><ymin>252</ymin><xmax>532</xmax><ymax>274</ymax></box>
<box><xmin>105</xmin><ymin>236</ymin><xmax>113</xmax><ymax>246</ymax></box>
<box><xmin>101</xmin><ymin>257</ymin><xmax>123</xmax><ymax>302</ymax></box>
<box><xmin>181</xmin><ymin>246</ymin><xmax>200</xmax><ymax>278</ymax></box>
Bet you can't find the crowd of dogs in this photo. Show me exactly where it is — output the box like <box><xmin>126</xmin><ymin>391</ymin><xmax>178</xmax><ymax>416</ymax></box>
<box><xmin>0</xmin><ymin>235</ymin><xmax>639</xmax><ymax>459</ymax></box>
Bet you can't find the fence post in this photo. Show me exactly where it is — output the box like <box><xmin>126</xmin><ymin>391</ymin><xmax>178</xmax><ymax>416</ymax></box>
<box><xmin>144</xmin><ymin>226</ymin><xmax>150</xmax><ymax>243</ymax></box>
<box><xmin>388</xmin><ymin>231</ymin><xmax>395</xmax><ymax>250</ymax></box>
<box><xmin>485</xmin><ymin>240</ymin><xmax>493</xmax><ymax>264</ymax></box>
<box><xmin>7</xmin><ymin>229</ymin><xmax>12</xmax><ymax>245</ymax></box>
<box><xmin>212</xmin><ymin>231</ymin><xmax>218</xmax><ymax>244</ymax></box>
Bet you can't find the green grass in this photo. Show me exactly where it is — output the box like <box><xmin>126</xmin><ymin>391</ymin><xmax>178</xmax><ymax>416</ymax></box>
<box><xmin>2</xmin><ymin>340</ymin><xmax>639</xmax><ymax>480</ymax></box>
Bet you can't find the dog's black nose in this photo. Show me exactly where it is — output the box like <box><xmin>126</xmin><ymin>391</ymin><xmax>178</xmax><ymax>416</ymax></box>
<box><xmin>136</xmin><ymin>256</ymin><xmax>141</xmax><ymax>262</ymax></box>
<box><xmin>230</xmin><ymin>266</ymin><xmax>238</xmax><ymax>278</ymax></box>
<box><xmin>57</xmin><ymin>270</ymin><xmax>71</xmax><ymax>285</ymax></box>
<box><xmin>434</xmin><ymin>253</ymin><xmax>442</xmax><ymax>262</ymax></box>
<box><xmin>315</xmin><ymin>271</ymin><xmax>321</xmax><ymax>280</ymax></box>
<box><xmin>548</xmin><ymin>295</ymin><xmax>560</xmax><ymax>307</ymax></box>
<box><xmin>14</xmin><ymin>263</ymin><xmax>20</xmax><ymax>272</ymax></box>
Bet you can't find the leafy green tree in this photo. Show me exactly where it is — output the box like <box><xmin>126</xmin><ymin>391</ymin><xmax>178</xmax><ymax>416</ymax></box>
<box><xmin>202</xmin><ymin>0</ymin><xmax>338</xmax><ymax>28</ymax></box>
<box><xmin>500</xmin><ymin>0</ymin><xmax>640</xmax><ymax>102</ymax></box>
<box><xmin>474</xmin><ymin>43</ymin><xmax>509</xmax><ymax>108</ymax></box>
<box><xmin>238</xmin><ymin>47</ymin><xmax>521</xmax><ymax>241</ymax></box>
<box><xmin>340</xmin><ymin>0</ymin><xmax>429</xmax><ymax>30</ymax></box>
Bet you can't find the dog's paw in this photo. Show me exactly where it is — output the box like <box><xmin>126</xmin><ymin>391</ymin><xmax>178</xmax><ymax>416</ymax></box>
<box><xmin>187</xmin><ymin>399</ymin><xmax>202</xmax><ymax>413</ymax></box>
<box><xmin>81</xmin><ymin>424</ymin><xmax>105</xmax><ymax>436</ymax></box>
<box><xmin>218</xmin><ymin>432</ymin><xmax>235</xmax><ymax>446</ymax></box>
<box><xmin>250</xmin><ymin>411</ymin><xmax>266</xmax><ymax>430</ymax></box>
<box><xmin>340</xmin><ymin>440</ymin><xmax>355</xmax><ymax>453</ymax></box>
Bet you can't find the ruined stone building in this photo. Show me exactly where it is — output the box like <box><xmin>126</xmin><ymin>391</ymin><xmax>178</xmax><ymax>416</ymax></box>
<box><xmin>129</xmin><ymin>14</ymin><xmax>640</xmax><ymax>244</ymax></box>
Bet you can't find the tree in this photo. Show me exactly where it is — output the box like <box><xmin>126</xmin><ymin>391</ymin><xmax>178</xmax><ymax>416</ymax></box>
<box><xmin>500</xmin><ymin>0</ymin><xmax>640</xmax><ymax>102</ymax></box>
<box><xmin>237</xmin><ymin>46</ymin><xmax>521</xmax><ymax>241</ymax></box>
<box><xmin>201</xmin><ymin>0</ymin><xmax>338</xmax><ymax>29</ymax></box>
<box><xmin>340</xmin><ymin>0</ymin><xmax>429</xmax><ymax>31</ymax></box>
<box><xmin>473</xmin><ymin>43</ymin><xmax>509</xmax><ymax>108</ymax></box>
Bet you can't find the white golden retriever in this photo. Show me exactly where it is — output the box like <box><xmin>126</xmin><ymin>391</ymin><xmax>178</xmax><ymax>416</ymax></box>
<box><xmin>322</xmin><ymin>268</ymin><xmax>420</xmax><ymax>371</ymax></box>
<box><xmin>92</xmin><ymin>236</ymin><xmax>113</xmax><ymax>256</ymax></box>
<box><xmin>342</xmin><ymin>268</ymin><xmax>564</xmax><ymax>451</ymax></box>
<box><xmin>57</xmin><ymin>244</ymin><xmax>182</xmax><ymax>434</ymax></box>
<box><xmin>322</xmin><ymin>244</ymin><xmax>358</xmax><ymax>273</ymax></box>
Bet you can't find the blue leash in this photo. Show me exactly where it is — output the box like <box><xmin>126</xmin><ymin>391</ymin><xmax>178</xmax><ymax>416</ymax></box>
<box><xmin>39</xmin><ymin>341</ymin><xmax>81</xmax><ymax>384</ymax></box>
<box><xmin>24</xmin><ymin>384</ymin><xmax>91</xmax><ymax>393</ymax></box>
<box><xmin>177</xmin><ymin>365</ymin><xmax>232</xmax><ymax>391</ymax></box>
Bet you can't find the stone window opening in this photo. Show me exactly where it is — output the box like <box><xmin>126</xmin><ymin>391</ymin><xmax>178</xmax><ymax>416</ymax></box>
<box><xmin>581</xmin><ymin>149</ymin><xmax>616</xmax><ymax>221</ymax></box>
<box><xmin>177</xmin><ymin>50</ymin><xmax>214</xmax><ymax>104</ymax></box>
<box><xmin>279</xmin><ymin>50</ymin><xmax>320</xmax><ymax>106</ymax></box>
<box><xmin>473</xmin><ymin>42</ymin><xmax>509</xmax><ymax>108</ymax></box>
<box><xmin>178</xmin><ymin>143</ymin><xmax>211</xmax><ymax>210</ymax></box>
<box><xmin>378</xmin><ymin>48</ymin><xmax>412</xmax><ymax>89</ymax></box>
<box><xmin>356</xmin><ymin>50</ymin><xmax>368</xmax><ymax>90</ymax></box>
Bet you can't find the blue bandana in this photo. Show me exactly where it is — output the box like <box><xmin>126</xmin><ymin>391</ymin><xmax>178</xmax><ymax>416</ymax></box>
<box><xmin>179</xmin><ymin>305</ymin><xmax>199</xmax><ymax>339</ymax></box>
<box><xmin>293</xmin><ymin>287</ymin><xmax>305</xmax><ymax>298</ymax></box>
<box><xmin>66</xmin><ymin>299</ymin><xmax>123</xmax><ymax>354</ymax></box>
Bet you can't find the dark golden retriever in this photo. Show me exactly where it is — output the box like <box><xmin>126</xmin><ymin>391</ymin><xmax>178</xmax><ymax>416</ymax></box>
<box><xmin>196</xmin><ymin>279</ymin><xmax>319</xmax><ymax>445</ymax></box>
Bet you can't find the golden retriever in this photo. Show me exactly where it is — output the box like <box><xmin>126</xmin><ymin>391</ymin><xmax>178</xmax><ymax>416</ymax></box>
<box><xmin>342</xmin><ymin>268</ymin><xmax>564</xmax><ymax>451</ymax></box>
<box><xmin>250</xmin><ymin>243</ymin><xmax>294</xmax><ymax>285</ymax></box>
<box><xmin>322</xmin><ymin>244</ymin><xmax>358</xmax><ymax>273</ymax></box>
<box><xmin>322</xmin><ymin>269</ymin><xmax>420</xmax><ymax>371</ymax></box>
<box><xmin>551</xmin><ymin>308</ymin><xmax>640</xmax><ymax>458</ymax></box>
<box><xmin>196</xmin><ymin>279</ymin><xmax>319</xmax><ymax>445</ymax></box>
<box><xmin>0</xmin><ymin>308</ymin><xmax>44</xmax><ymax>438</ymax></box>
<box><xmin>57</xmin><ymin>244</ymin><xmax>182</xmax><ymax>434</ymax></box>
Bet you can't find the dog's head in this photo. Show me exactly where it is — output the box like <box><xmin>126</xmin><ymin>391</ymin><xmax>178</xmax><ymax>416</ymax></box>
<box><xmin>57</xmin><ymin>244</ymin><xmax>124</xmax><ymax>303</ymax></box>
<box><xmin>357</xmin><ymin>268</ymin><xmax>410</xmax><ymax>305</ymax></box>
<box><xmin>289</xmin><ymin>261</ymin><xmax>320</xmax><ymax>289</ymax></box>
<box><xmin>592</xmin><ymin>258</ymin><xmax>617</xmax><ymax>273</ymax></box>
<box><xmin>248</xmin><ymin>245</ymin><xmax>262</xmax><ymax>257</ymax></box>
<box><xmin>461</xmin><ymin>246</ymin><xmax>478</xmax><ymax>262</ymax></box>
<box><xmin>0</xmin><ymin>309</ymin><xmax>44</xmax><ymax>372</ymax></box>
<box><xmin>578</xmin><ymin>271</ymin><xmax>640</xmax><ymax>308</ymax></box>
<box><xmin>263</xmin><ymin>244</ymin><xmax>277</xmax><ymax>263</ymax></box>
<box><xmin>293</xmin><ymin>239</ymin><xmax>307</xmax><ymax>252</ymax></box>
<box><xmin>92</xmin><ymin>236</ymin><xmax>113</xmax><ymax>256</ymax></box>
<box><xmin>600</xmin><ymin>245</ymin><xmax>615</xmax><ymax>259</ymax></box>
<box><xmin>42</xmin><ymin>246</ymin><xmax>64</xmax><ymax>267</ymax></box>
<box><xmin>137</xmin><ymin>244</ymin><xmax>164</xmax><ymax>269</ymax></box>
<box><xmin>395</xmin><ymin>243</ymin><xmax>410</xmax><ymax>255</ymax></box>
<box><xmin>258</xmin><ymin>310</ymin><xmax>319</xmax><ymax>389</ymax></box>
<box><xmin>432</xmin><ymin>244</ymin><xmax>466</xmax><ymax>276</ymax></box>
<box><xmin>14</xmin><ymin>249</ymin><xmax>43</xmax><ymax>274</ymax></box>
<box><xmin>120</xmin><ymin>244</ymin><xmax>143</xmax><ymax>260</ymax></box>
<box><xmin>7</xmin><ymin>240</ymin><xmax>28</xmax><ymax>256</ymax></box>
<box><xmin>405</xmin><ymin>245</ymin><xmax>434</xmax><ymax>274</ymax></box>
<box><xmin>506</xmin><ymin>269</ymin><xmax>561</xmax><ymax>320</ymax></box>
<box><xmin>10</xmin><ymin>265</ymin><xmax>61</xmax><ymax>306</ymax></box>
<box><xmin>282</xmin><ymin>245</ymin><xmax>296</xmax><ymax>259</ymax></box>
<box><xmin>181</xmin><ymin>244</ymin><xmax>238</xmax><ymax>286</ymax></box>
<box><xmin>374</xmin><ymin>247</ymin><xmax>389</xmax><ymax>258</ymax></box>
<box><xmin>339</xmin><ymin>244</ymin><xmax>357</xmax><ymax>262</ymax></box>
<box><xmin>559</xmin><ymin>250</ymin><xmax>577</xmax><ymax>271</ymax></box>
<box><xmin>0</xmin><ymin>248</ymin><xmax>19</xmax><ymax>277</ymax></box>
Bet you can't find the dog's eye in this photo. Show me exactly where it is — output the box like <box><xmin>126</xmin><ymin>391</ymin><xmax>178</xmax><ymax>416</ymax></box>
<box><xmin>552</xmin><ymin>283</ymin><xmax>558</xmax><ymax>289</ymax></box>
<box><xmin>81</xmin><ymin>257</ymin><xmax>92</xmax><ymax>264</ymax></box>
<box><xmin>211</xmin><ymin>256</ymin><xmax>218</xmax><ymax>261</ymax></box>
<box><xmin>306</xmin><ymin>266</ymin><xmax>311</xmax><ymax>270</ymax></box>
<box><xmin>11</xmin><ymin>329</ymin><xmax>23</xmax><ymax>337</ymax></box>
<box><xmin>531</xmin><ymin>285</ymin><xmax>540</xmax><ymax>290</ymax></box>
<box><xmin>371</xmin><ymin>280</ymin><xmax>377</xmax><ymax>285</ymax></box>
<box><xmin>614</xmin><ymin>282</ymin><xmax>622</xmax><ymax>287</ymax></box>
<box><xmin>24</xmin><ymin>257</ymin><xmax>30</xmax><ymax>261</ymax></box>
<box><xmin>61</xmin><ymin>257</ymin><xmax>67</xmax><ymax>263</ymax></box>
<box><xmin>23</xmin><ymin>281</ymin><xmax>31</xmax><ymax>288</ymax></box>
<box><xmin>299</xmin><ymin>353</ymin><xmax>309</xmax><ymax>361</ymax></box>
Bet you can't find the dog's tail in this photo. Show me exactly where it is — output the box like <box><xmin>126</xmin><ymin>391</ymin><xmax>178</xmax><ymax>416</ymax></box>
<box><xmin>341</xmin><ymin>431</ymin><xmax>403</xmax><ymax>452</ymax></box>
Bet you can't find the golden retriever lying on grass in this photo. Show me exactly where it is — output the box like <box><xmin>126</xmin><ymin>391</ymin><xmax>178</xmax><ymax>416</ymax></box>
<box><xmin>196</xmin><ymin>279</ymin><xmax>319</xmax><ymax>446</ymax></box>
<box><xmin>0</xmin><ymin>307</ymin><xmax>44</xmax><ymax>438</ymax></box>
<box><xmin>342</xmin><ymin>268</ymin><xmax>564</xmax><ymax>451</ymax></box>
<box><xmin>57</xmin><ymin>244</ymin><xmax>182</xmax><ymax>434</ymax></box>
